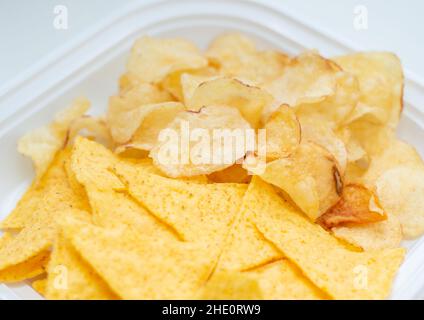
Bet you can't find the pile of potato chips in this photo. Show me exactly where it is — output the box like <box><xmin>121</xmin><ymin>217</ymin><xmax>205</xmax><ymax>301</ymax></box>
<box><xmin>1</xmin><ymin>33</ymin><xmax>423</xmax><ymax>299</ymax></box>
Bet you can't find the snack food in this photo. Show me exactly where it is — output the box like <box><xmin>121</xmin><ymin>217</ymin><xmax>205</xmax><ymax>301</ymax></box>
<box><xmin>1</xmin><ymin>33</ymin><xmax>421</xmax><ymax>300</ymax></box>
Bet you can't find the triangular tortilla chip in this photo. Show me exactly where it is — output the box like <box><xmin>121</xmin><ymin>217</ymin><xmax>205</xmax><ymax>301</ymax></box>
<box><xmin>46</xmin><ymin>232</ymin><xmax>117</xmax><ymax>300</ymax></box>
<box><xmin>249</xmin><ymin>177</ymin><xmax>405</xmax><ymax>299</ymax></box>
<box><xmin>62</xmin><ymin>218</ymin><xmax>213</xmax><ymax>299</ymax></box>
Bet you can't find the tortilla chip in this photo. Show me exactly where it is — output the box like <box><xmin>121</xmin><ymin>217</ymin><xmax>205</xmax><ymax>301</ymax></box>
<box><xmin>46</xmin><ymin>232</ymin><xmax>117</xmax><ymax>300</ymax></box>
<box><xmin>249</xmin><ymin>177</ymin><xmax>405</xmax><ymax>299</ymax></box>
<box><xmin>62</xmin><ymin>218</ymin><xmax>213</xmax><ymax>299</ymax></box>
<box><xmin>32</xmin><ymin>278</ymin><xmax>47</xmax><ymax>296</ymax></box>
<box><xmin>0</xmin><ymin>250</ymin><xmax>49</xmax><ymax>283</ymax></box>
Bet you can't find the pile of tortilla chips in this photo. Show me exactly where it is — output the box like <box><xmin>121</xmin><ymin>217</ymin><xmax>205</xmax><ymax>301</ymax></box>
<box><xmin>1</xmin><ymin>33</ymin><xmax>423</xmax><ymax>300</ymax></box>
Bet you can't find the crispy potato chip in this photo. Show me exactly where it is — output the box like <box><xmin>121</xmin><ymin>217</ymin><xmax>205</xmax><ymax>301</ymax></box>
<box><xmin>332</xmin><ymin>213</ymin><xmax>402</xmax><ymax>251</ymax></box>
<box><xmin>249</xmin><ymin>177</ymin><xmax>405</xmax><ymax>299</ymax></box>
<box><xmin>264</xmin><ymin>105</ymin><xmax>301</xmax><ymax>160</ymax></box>
<box><xmin>68</xmin><ymin>116</ymin><xmax>113</xmax><ymax>148</ymax></box>
<box><xmin>248</xmin><ymin>260</ymin><xmax>326</xmax><ymax>300</ymax></box>
<box><xmin>199</xmin><ymin>271</ymin><xmax>263</xmax><ymax>300</ymax></box>
<box><xmin>363</xmin><ymin>138</ymin><xmax>423</xmax><ymax>186</ymax></box>
<box><xmin>107</xmin><ymin>83</ymin><xmax>173</xmax><ymax>144</ymax></box>
<box><xmin>149</xmin><ymin>105</ymin><xmax>252</xmax><ymax>177</ymax></box>
<box><xmin>115</xmin><ymin>102</ymin><xmax>185</xmax><ymax>152</ymax></box>
<box><xmin>46</xmin><ymin>231</ymin><xmax>118</xmax><ymax>300</ymax></box>
<box><xmin>187</xmin><ymin>78</ymin><xmax>273</xmax><ymax>128</ymax></box>
<box><xmin>207</xmin><ymin>164</ymin><xmax>251</xmax><ymax>184</ymax></box>
<box><xmin>317</xmin><ymin>184</ymin><xmax>386</xmax><ymax>229</ymax></box>
<box><xmin>295</xmin><ymin>70</ymin><xmax>359</xmax><ymax>126</ymax></box>
<box><xmin>265</xmin><ymin>52</ymin><xmax>337</xmax><ymax>107</ymax></box>
<box><xmin>300</xmin><ymin>118</ymin><xmax>347</xmax><ymax>173</ymax></box>
<box><xmin>255</xmin><ymin>142</ymin><xmax>341</xmax><ymax>220</ymax></box>
<box><xmin>161</xmin><ymin>67</ymin><xmax>218</xmax><ymax>101</ymax></box>
<box><xmin>334</xmin><ymin>52</ymin><xmax>403</xmax><ymax>128</ymax></box>
<box><xmin>127</xmin><ymin>36</ymin><xmax>207</xmax><ymax>83</ymax></box>
<box><xmin>376</xmin><ymin>165</ymin><xmax>424</xmax><ymax>238</ymax></box>
<box><xmin>18</xmin><ymin>97</ymin><xmax>90</xmax><ymax>179</ymax></box>
<box><xmin>206</xmin><ymin>33</ymin><xmax>289</xmax><ymax>84</ymax></box>
<box><xmin>62</xmin><ymin>218</ymin><xmax>213</xmax><ymax>299</ymax></box>
<box><xmin>181</xmin><ymin>73</ymin><xmax>219</xmax><ymax>105</ymax></box>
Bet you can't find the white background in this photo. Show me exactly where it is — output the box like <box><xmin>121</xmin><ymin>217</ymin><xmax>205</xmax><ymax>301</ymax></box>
<box><xmin>0</xmin><ymin>0</ymin><xmax>423</xmax><ymax>87</ymax></box>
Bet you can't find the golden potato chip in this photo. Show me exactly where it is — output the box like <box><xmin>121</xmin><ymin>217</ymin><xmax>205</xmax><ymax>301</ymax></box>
<box><xmin>206</xmin><ymin>33</ymin><xmax>289</xmax><ymax>84</ymax></box>
<box><xmin>295</xmin><ymin>69</ymin><xmax>359</xmax><ymax>126</ymax></box>
<box><xmin>161</xmin><ymin>67</ymin><xmax>218</xmax><ymax>101</ymax></box>
<box><xmin>248</xmin><ymin>259</ymin><xmax>326</xmax><ymax>300</ymax></box>
<box><xmin>376</xmin><ymin>165</ymin><xmax>424</xmax><ymax>238</ymax></box>
<box><xmin>18</xmin><ymin>97</ymin><xmax>90</xmax><ymax>179</ymax></box>
<box><xmin>317</xmin><ymin>184</ymin><xmax>386</xmax><ymax>229</ymax></box>
<box><xmin>363</xmin><ymin>138</ymin><xmax>423</xmax><ymax>186</ymax></box>
<box><xmin>127</xmin><ymin>36</ymin><xmax>207</xmax><ymax>83</ymax></box>
<box><xmin>187</xmin><ymin>78</ymin><xmax>273</xmax><ymax>128</ymax></box>
<box><xmin>115</xmin><ymin>102</ymin><xmax>184</xmax><ymax>152</ymax></box>
<box><xmin>207</xmin><ymin>164</ymin><xmax>251</xmax><ymax>184</ymax></box>
<box><xmin>149</xmin><ymin>105</ymin><xmax>252</xmax><ymax>177</ymax></box>
<box><xmin>107</xmin><ymin>83</ymin><xmax>173</xmax><ymax>144</ymax></box>
<box><xmin>199</xmin><ymin>271</ymin><xmax>263</xmax><ymax>300</ymax></box>
<box><xmin>249</xmin><ymin>177</ymin><xmax>405</xmax><ymax>299</ymax></box>
<box><xmin>264</xmin><ymin>104</ymin><xmax>301</xmax><ymax>160</ymax></box>
<box><xmin>180</xmin><ymin>73</ymin><xmax>219</xmax><ymax>105</ymax></box>
<box><xmin>300</xmin><ymin>118</ymin><xmax>347</xmax><ymax>173</ymax></box>
<box><xmin>265</xmin><ymin>52</ymin><xmax>337</xmax><ymax>107</ymax></box>
<box><xmin>334</xmin><ymin>52</ymin><xmax>403</xmax><ymax>128</ymax></box>
<box><xmin>62</xmin><ymin>218</ymin><xmax>213</xmax><ymax>299</ymax></box>
<box><xmin>68</xmin><ymin>116</ymin><xmax>113</xmax><ymax>148</ymax></box>
<box><xmin>332</xmin><ymin>213</ymin><xmax>402</xmax><ymax>251</ymax></box>
<box><xmin>46</xmin><ymin>232</ymin><xmax>118</xmax><ymax>300</ymax></box>
<box><xmin>255</xmin><ymin>142</ymin><xmax>341</xmax><ymax>220</ymax></box>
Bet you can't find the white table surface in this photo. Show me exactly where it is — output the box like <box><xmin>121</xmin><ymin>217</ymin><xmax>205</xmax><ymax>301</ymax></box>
<box><xmin>0</xmin><ymin>0</ymin><xmax>423</xmax><ymax>88</ymax></box>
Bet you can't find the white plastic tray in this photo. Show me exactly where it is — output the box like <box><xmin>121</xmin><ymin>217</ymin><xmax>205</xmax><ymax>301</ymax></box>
<box><xmin>1</xmin><ymin>0</ymin><xmax>424</xmax><ymax>300</ymax></box>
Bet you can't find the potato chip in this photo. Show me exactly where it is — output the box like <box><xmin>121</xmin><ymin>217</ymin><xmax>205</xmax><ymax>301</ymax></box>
<box><xmin>68</xmin><ymin>116</ymin><xmax>113</xmax><ymax>148</ymax></box>
<box><xmin>334</xmin><ymin>52</ymin><xmax>403</xmax><ymax>128</ymax></box>
<box><xmin>255</xmin><ymin>142</ymin><xmax>341</xmax><ymax>220</ymax></box>
<box><xmin>18</xmin><ymin>97</ymin><xmax>90</xmax><ymax>179</ymax></box>
<box><xmin>127</xmin><ymin>36</ymin><xmax>207</xmax><ymax>83</ymax></box>
<box><xmin>248</xmin><ymin>259</ymin><xmax>326</xmax><ymax>300</ymax></box>
<box><xmin>294</xmin><ymin>69</ymin><xmax>359</xmax><ymax>127</ymax></box>
<box><xmin>107</xmin><ymin>83</ymin><xmax>173</xmax><ymax>144</ymax></box>
<box><xmin>199</xmin><ymin>271</ymin><xmax>263</xmax><ymax>300</ymax></box>
<box><xmin>46</xmin><ymin>232</ymin><xmax>118</xmax><ymax>300</ymax></box>
<box><xmin>300</xmin><ymin>118</ymin><xmax>347</xmax><ymax>173</ymax></box>
<box><xmin>187</xmin><ymin>78</ymin><xmax>273</xmax><ymax>128</ymax></box>
<box><xmin>206</xmin><ymin>33</ymin><xmax>289</xmax><ymax>84</ymax></box>
<box><xmin>181</xmin><ymin>73</ymin><xmax>219</xmax><ymax>105</ymax></box>
<box><xmin>317</xmin><ymin>184</ymin><xmax>386</xmax><ymax>229</ymax></box>
<box><xmin>265</xmin><ymin>52</ymin><xmax>337</xmax><ymax>107</ymax></box>
<box><xmin>249</xmin><ymin>177</ymin><xmax>405</xmax><ymax>299</ymax></box>
<box><xmin>149</xmin><ymin>105</ymin><xmax>252</xmax><ymax>177</ymax></box>
<box><xmin>263</xmin><ymin>104</ymin><xmax>301</xmax><ymax>160</ymax></box>
<box><xmin>62</xmin><ymin>218</ymin><xmax>213</xmax><ymax>299</ymax></box>
<box><xmin>376</xmin><ymin>165</ymin><xmax>424</xmax><ymax>238</ymax></box>
<box><xmin>115</xmin><ymin>102</ymin><xmax>184</xmax><ymax>152</ymax></box>
<box><xmin>332</xmin><ymin>213</ymin><xmax>402</xmax><ymax>251</ymax></box>
<box><xmin>161</xmin><ymin>67</ymin><xmax>218</xmax><ymax>101</ymax></box>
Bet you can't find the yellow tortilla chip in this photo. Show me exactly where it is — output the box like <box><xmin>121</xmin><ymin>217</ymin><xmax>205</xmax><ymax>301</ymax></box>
<box><xmin>0</xmin><ymin>250</ymin><xmax>49</xmax><ymax>283</ymax></box>
<box><xmin>46</xmin><ymin>232</ymin><xmax>117</xmax><ymax>300</ymax></box>
<box><xmin>248</xmin><ymin>259</ymin><xmax>327</xmax><ymax>300</ymax></box>
<box><xmin>248</xmin><ymin>177</ymin><xmax>405</xmax><ymax>299</ymax></box>
<box><xmin>32</xmin><ymin>278</ymin><xmax>47</xmax><ymax>296</ymax></box>
<box><xmin>199</xmin><ymin>271</ymin><xmax>263</xmax><ymax>300</ymax></box>
<box><xmin>62</xmin><ymin>218</ymin><xmax>213</xmax><ymax>299</ymax></box>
